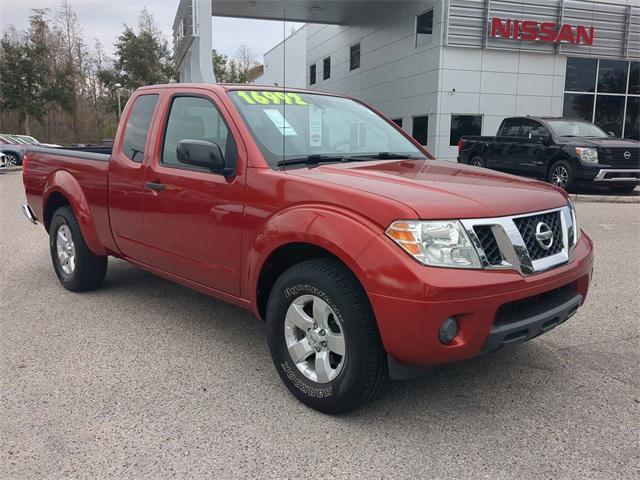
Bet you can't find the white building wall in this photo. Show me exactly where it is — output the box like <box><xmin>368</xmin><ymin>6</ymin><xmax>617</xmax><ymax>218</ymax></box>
<box><xmin>435</xmin><ymin>48</ymin><xmax>568</xmax><ymax>161</ymax></box>
<box><xmin>306</xmin><ymin>0</ymin><xmax>444</xmax><ymax>156</ymax></box>
<box><xmin>258</xmin><ymin>26</ymin><xmax>308</xmax><ymax>88</ymax></box>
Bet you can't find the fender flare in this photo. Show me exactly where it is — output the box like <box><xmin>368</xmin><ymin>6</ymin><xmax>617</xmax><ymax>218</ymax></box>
<box><xmin>245</xmin><ymin>205</ymin><xmax>383</xmax><ymax>309</ymax></box>
<box><xmin>42</xmin><ymin>170</ymin><xmax>107</xmax><ymax>256</ymax></box>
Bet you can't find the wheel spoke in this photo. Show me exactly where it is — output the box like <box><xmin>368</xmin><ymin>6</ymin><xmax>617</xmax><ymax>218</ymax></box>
<box><xmin>326</xmin><ymin>332</ymin><xmax>345</xmax><ymax>356</ymax></box>
<box><xmin>315</xmin><ymin>350</ymin><xmax>332</xmax><ymax>383</ymax></box>
<box><xmin>58</xmin><ymin>229</ymin><xmax>67</xmax><ymax>244</ymax></box>
<box><xmin>286</xmin><ymin>303</ymin><xmax>314</xmax><ymax>331</ymax></box>
<box><xmin>312</xmin><ymin>297</ymin><xmax>330</xmax><ymax>328</ymax></box>
<box><xmin>288</xmin><ymin>338</ymin><xmax>314</xmax><ymax>364</ymax></box>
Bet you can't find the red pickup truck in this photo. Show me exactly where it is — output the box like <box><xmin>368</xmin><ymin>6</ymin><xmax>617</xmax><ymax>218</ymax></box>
<box><xmin>22</xmin><ymin>84</ymin><xmax>593</xmax><ymax>413</ymax></box>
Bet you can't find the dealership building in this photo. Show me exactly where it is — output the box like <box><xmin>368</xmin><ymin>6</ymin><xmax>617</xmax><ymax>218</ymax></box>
<box><xmin>175</xmin><ymin>0</ymin><xmax>639</xmax><ymax>161</ymax></box>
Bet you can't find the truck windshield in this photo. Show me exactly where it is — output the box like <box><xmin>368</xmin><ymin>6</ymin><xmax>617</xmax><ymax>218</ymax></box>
<box><xmin>228</xmin><ymin>90</ymin><xmax>426</xmax><ymax>168</ymax></box>
<box><xmin>546</xmin><ymin>120</ymin><xmax>609</xmax><ymax>138</ymax></box>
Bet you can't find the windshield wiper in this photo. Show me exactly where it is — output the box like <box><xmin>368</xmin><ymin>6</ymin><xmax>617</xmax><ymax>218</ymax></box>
<box><xmin>277</xmin><ymin>155</ymin><xmax>349</xmax><ymax>168</ymax></box>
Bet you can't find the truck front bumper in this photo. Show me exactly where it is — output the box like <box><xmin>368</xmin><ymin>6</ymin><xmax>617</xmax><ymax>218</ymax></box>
<box><xmin>359</xmin><ymin>232</ymin><xmax>594</xmax><ymax>372</ymax></box>
<box><xmin>577</xmin><ymin>166</ymin><xmax>640</xmax><ymax>185</ymax></box>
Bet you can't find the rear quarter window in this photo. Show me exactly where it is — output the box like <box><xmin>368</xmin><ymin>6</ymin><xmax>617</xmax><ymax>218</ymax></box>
<box><xmin>122</xmin><ymin>94</ymin><xmax>159</xmax><ymax>162</ymax></box>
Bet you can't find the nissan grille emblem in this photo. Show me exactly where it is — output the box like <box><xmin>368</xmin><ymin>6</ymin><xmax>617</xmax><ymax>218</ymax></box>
<box><xmin>535</xmin><ymin>222</ymin><xmax>554</xmax><ymax>250</ymax></box>
<box><xmin>623</xmin><ymin>151</ymin><xmax>631</xmax><ymax>160</ymax></box>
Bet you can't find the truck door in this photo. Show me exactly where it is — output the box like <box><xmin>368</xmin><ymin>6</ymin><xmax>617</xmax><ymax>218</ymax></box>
<box><xmin>108</xmin><ymin>93</ymin><xmax>161</xmax><ymax>262</ymax></box>
<box><xmin>142</xmin><ymin>93</ymin><xmax>245</xmax><ymax>296</ymax></box>
<box><xmin>516</xmin><ymin>119</ymin><xmax>549</xmax><ymax>174</ymax></box>
<box><xmin>486</xmin><ymin>118</ymin><xmax>522</xmax><ymax>170</ymax></box>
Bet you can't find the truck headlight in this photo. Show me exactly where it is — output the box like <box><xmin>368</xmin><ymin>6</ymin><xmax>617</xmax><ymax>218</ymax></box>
<box><xmin>568</xmin><ymin>200</ymin><xmax>579</xmax><ymax>248</ymax></box>
<box><xmin>575</xmin><ymin>147</ymin><xmax>598</xmax><ymax>164</ymax></box>
<box><xmin>386</xmin><ymin>220</ymin><xmax>481</xmax><ymax>268</ymax></box>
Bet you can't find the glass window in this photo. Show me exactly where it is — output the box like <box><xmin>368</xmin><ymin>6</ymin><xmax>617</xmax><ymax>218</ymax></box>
<box><xmin>412</xmin><ymin>116</ymin><xmax>428</xmax><ymax>145</ymax></box>
<box><xmin>392</xmin><ymin>118</ymin><xmax>403</xmax><ymax>128</ymax></box>
<box><xmin>547</xmin><ymin>120</ymin><xmax>607</xmax><ymax>138</ymax></box>
<box><xmin>565</xmin><ymin>57</ymin><xmax>597</xmax><ymax>92</ymax></box>
<box><xmin>122</xmin><ymin>94</ymin><xmax>158</xmax><ymax>162</ymax></box>
<box><xmin>309</xmin><ymin>64</ymin><xmax>316</xmax><ymax>85</ymax></box>
<box><xmin>416</xmin><ymin>10</ymin><xmax>434</xmax><ymax>47</ymax></box>
<box><xmin>520</xmin><ymin>119</ymin><xmax>547</xmax><ymax>139</ymax></box>
<box><xmin>597</xmin><ymin>60</ymin><xmax>628</xmax><ymax>94</ymax></box>
<box><xmin>499</xmin><ymin>118</ymin><xmax>522</xmax><ymax>137</ymax></box>
<box><xmin>563</xmin><ymin>93</ymin><xmax>594</xmax><ymax>121</ymax></box>
<box><xmin>323</xmin><ymin>57</ymin><xmax>331</xmax><ymax>80</ymax></box>
<box><xmin>162</xmin><ymin>96</ymin><xmax>232</xmax><ymax>170</ymax></box>
<box><xmin>624</xmin><ymin>97</ymin><xmax>639</xmax><ymax>140</ymax></box>
<box><xmin>594</xmin><ymin>95</ymin><xmax>625</xmax><ymax>137</ymax></box>
<box><xmin>228</xmin><ymin>91</ymin><xmax>426</xmax><ymax>168</ymax></box>
<box><xmin>629</xmin><ymin>62</ymin><xmax>639</xmax><ymax>95</ymax></box>
<box><xmin>350</xmin><ymin>43</ymin><xmax>360</xmax><ymax>71</ymax></box>
<box><xmin>450</xmin><ymin>115</ymin><xmax>481</xmax><ymax>146</ymax></box>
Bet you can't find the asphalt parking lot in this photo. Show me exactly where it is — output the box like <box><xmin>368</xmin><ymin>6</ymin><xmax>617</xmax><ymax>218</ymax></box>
<box><xmin>1</xmin><ymin>170</ymin><xmax>639</xmax><ymax>479</ymax></box>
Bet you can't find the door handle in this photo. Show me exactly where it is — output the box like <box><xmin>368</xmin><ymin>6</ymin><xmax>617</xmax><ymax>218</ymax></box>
<box><xmin>144</xmin><ymin>182</ymin><xmax>165</xmax><ymax>191</ymax></box>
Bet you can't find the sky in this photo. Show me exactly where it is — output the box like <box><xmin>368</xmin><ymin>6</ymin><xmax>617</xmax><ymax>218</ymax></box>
<box><xmin>0</xmin><ymin>0</ymin><xmax>303</xmax><ymax>61</ymax></box>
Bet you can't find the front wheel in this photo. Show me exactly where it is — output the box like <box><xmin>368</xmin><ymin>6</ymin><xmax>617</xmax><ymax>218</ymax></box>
<box><xmin>548</xmin><ymin>160</ymin><xmax>575</xmax><ymax>191</ymax></box>
<box><xmin>266</xmin><ymin>259</ymin><xmax>387</xmax><ymax>414</ymax></box>
<box><xmin>49</xmin><ymin>206</ymin><xmax>108</xmax><ymax>292</ymax></box>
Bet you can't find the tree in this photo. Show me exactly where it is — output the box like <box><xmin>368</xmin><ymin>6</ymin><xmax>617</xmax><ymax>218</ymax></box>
<box><xmin>111</xmin><ymin>9</ymin><xmax>174</xmax><ymax>91</ymax></box>
<box><xmin>0</xmin><ymin>10</ymin><xmax>55</xmax><ymax>134</ymax></box>
<box><xmin>234</xmin><ymin>44</ymin><xmax>257</xmax><ymax>83</ymax></box>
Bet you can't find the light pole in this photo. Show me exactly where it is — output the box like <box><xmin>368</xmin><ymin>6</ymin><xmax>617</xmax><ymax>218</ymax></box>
<box><xmin>114</xmin><ymin>83</ymin><xmax>122</xmax><ymax>117</ymax></box>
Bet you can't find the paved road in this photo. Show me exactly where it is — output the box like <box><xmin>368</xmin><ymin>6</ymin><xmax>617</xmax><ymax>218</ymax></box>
<box><xmin>1</xmin><ymin>170</ymin><xmax>638</xmax><ymax>479</ymax></box>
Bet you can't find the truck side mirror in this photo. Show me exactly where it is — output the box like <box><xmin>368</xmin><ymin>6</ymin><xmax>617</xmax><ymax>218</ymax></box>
<box><xmin>176</xmin><ymin>139</ymin><xmax>229</xmax><ymax>174</ymax></box>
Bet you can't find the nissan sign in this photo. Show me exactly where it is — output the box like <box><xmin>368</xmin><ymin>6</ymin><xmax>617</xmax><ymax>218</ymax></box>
<box><xmin>490</xmin><ymin>17</ymin><xmax>595</xmax><ymax>46</ymax></box>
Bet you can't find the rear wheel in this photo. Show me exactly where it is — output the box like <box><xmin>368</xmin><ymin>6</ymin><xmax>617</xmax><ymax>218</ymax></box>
<box><xmin>470</xmin><ymin>156</ymin><xmax>485</xmax><ymax>168</ymax></box>
<box><xmin>548</xmin><ymin>160</ymin><xmax>575</xmax><ymax>191</ymax></box>
<box><xmin>4</xmin><ymin>153</ymin><xmax>19</xmax><ymax>167</ymax></box>
<box><xmin>266</xmin><ymin>258</ymin><xmax>387</xmax><ymax>414</ymax></box>
<box><xmin>49</xmin><ymin>206</ymin><xmax>107</xmax><ymax>292</ymax></box>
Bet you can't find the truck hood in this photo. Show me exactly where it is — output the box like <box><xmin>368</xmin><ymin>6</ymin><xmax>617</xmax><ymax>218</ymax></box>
<box><xmin>291</xmin><ymin>159</ymin><xmax>568</xmax><ymax>220</ymax></box>
<box><xmin>555</xmin><ymin>136</ymin><xmax>640</xmax><ymax>149</ymax></box>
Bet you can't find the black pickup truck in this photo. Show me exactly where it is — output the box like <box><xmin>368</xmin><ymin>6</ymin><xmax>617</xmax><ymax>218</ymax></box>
<box><xmin>458</xmin><ymin>117</ymin><xmax>640</xmax><ymax>193</ymax></box>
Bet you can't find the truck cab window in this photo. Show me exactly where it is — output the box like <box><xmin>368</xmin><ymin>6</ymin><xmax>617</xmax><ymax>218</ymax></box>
<box><xmin>162</xmin><ymin>96</ymin><xmax>234</xmax><ymax>170</ymax></box>
<box><xmin>499</xmin><ymin>119</ymin><xmax>522</xmax><ymax>137</ymax></box>
<box><xmin>122</xmin><ymin>94</ymin><xmax>158</xmax><ymax>162</ymax></box>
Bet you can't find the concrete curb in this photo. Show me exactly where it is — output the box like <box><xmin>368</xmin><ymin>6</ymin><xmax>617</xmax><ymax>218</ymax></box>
<box><xmin>570</xmin><ymin>193</ymin><xmax>640</xmax><ymax>204</ymax></box>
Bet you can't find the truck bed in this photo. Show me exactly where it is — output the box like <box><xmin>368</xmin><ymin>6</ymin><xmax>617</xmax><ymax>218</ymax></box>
<box><xmin>23</xmin><ymin>146</ymin><xmax>113</xmax><ymax>253</ymax></box>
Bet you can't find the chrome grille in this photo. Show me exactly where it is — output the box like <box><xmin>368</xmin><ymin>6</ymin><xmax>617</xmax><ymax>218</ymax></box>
<box><xmin>513</xmin><ymin>211</ymin><xmax>563</xmax><ymax>260</ymax></box>
<box><xmin>473</xmin><ymin>226</ymin><xmax>502</xmax><ymax>266</ymax></box>
<box><xmin>462</xmin><ymin>206</ymin><xmax>574</xmax><ymax>277</ymax></box>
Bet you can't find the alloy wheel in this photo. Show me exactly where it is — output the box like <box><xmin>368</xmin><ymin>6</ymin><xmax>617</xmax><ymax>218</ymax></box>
<box><xmin>283</xmin><ymin>294</ymin><xmax>346</xmax><ymax>383</ymax></box>
<box><xmin>56</xmin><ymin>225</ymin><xmax>76</xmax><ymax>275</ymax></box>
<box><xmin>5</xmin><ymin>154</ymin><xmax>18</xmax><ymax>167</ymax></box>
<box><xmin>551</xmin><ymin>166</ymin><xmax>569</xmax><ymax>188</ymax></box>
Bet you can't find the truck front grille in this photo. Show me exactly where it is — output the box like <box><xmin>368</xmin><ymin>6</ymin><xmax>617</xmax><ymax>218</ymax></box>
<box><xmin>601</xmin><ymin>147</ymin><xmax>640</xmax><ymax>167</ymax></box>
<box><xmin>513</xmin><ymin>211</ymin><xmax>563</xmax><ymax>260</ymax></box>
<box><xmin>473</xmin><ymin>226</ymin><xmax>503</xmax><ymax>266</ymax></box>
<box><xmin>462</xmin><ymin>206</ymin><xmax>574</xmax><ymax>277</ymax></box>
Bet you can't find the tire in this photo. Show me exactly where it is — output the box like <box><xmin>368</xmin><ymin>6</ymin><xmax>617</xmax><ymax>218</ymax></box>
<box><xmin>266</xmin><ymin>258</ymin><xmax>387</xmax><ymax>414</ymax></box>
<box><xmin>548</xmin><ymin>160</ymin><xmax>576</xmax><ymax>191</ymax></box>
<box><xmin>609</xmin><ymin>185</ymin><xmax>637</xmax><ymax>194</ymax></box>
<box><xmin>49</xmin><ymin>206</ymin><xmax>107</xmax><ymax>292</ymax></box>
<box><xmin>4</xmin><ymin>153</ymin><xmax>19</xmax><ymax>167</ymax></box>
<box><xmin>470</xmin><ymin>156</ymin><xmax>485</xmax><ymax>168</ymax></box>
